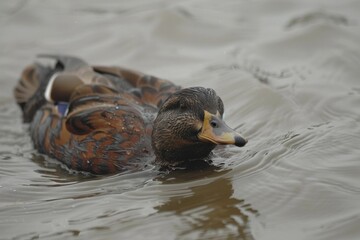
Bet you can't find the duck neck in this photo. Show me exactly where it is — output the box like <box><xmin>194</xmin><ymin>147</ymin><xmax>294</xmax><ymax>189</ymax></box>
<box><xmin>153</xmin><ymin>140</ymin><xmax>216</xmax><ymax>167</ymax></box>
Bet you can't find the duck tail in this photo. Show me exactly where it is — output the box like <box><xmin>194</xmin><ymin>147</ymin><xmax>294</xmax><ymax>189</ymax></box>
<box><xmin>37</xmin><ymin>54</ymin><xmax>89</xmax><ymax>72</ymax></box>
<box><xmin>14</xmin><ymin>63</ymin><xmax>55</xmax><ymax>123</ymax></box>
<box><xmin>14</xmin><ymin>55</ymin><xmax>90</xmax><ymax>123</ymax></box>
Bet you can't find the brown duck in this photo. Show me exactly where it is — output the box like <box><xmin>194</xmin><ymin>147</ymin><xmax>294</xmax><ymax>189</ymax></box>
<box><xmin>14</xmin><ymin>55</ymin><xmax>247</xmax><ymax>174</ymax></box>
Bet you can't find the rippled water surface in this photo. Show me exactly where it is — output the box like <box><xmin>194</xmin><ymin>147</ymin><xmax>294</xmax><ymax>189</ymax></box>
<box><xmin>1</xmin><ymin>0</ymin><xmax>360</xmax><ymax>239</ymax></box>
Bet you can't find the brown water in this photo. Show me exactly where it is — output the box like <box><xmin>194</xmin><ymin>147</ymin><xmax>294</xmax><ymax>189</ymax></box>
<box><xmin>1</xmin><ymin>0</ymin><xmax>360</xmax><ymax>239</ymax></box>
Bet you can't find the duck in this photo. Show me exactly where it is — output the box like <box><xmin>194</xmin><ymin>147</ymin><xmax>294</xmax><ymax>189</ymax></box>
<box><xmin>14</xmin><ymin>55</ymin><xmax>247</xmax><ymax>174</ymax></box>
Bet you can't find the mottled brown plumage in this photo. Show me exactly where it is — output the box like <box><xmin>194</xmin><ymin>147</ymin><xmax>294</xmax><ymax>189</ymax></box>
<box><xmin>14</xmin><ymin>55</ymin><xmax>247</xmax><ymax>174</ymax></box>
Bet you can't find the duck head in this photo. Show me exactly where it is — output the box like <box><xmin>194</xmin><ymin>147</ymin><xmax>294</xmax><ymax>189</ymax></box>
<box><xmin>152</xmin><ymin>87</ymin><xmax>247</xmax><ymax>167</ymax></box>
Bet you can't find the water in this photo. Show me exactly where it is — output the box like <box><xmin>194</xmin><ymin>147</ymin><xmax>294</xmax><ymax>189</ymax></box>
<box><xmin>1</xmin><ymin>0</ymin><xmax>360</xmax><ymax>239</ymax></box>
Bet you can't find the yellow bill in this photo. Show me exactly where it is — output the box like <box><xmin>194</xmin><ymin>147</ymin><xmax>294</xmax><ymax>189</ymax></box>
<box><xmin>198</xmin><ymin>110</ymin><xmax>247</xmax><ymax>147</ymax></box>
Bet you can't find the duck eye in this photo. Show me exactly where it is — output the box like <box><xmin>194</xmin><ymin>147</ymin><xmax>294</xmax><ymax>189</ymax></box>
<box><xmin>210</xmin><ymin>120</ymin><xmax>218</xmax><ymax>128</ymax></box>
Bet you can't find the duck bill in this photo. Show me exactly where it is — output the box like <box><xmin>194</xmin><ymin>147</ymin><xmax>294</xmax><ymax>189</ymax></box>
<box><xmin>198</xmin><ymin>110</ymin><xmax>247</xmax><ymax>147</ymax></box>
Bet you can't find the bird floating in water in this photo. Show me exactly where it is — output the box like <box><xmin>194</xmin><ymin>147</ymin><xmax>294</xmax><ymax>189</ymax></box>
<box><xmin>14</xmin><ymin>55</ymin><xmax>247</xmax><ymax>174</ymax></box>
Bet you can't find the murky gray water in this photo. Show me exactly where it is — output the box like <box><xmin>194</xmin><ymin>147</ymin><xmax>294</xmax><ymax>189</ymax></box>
<box><xmin>1</xmin><ymin>0</ymin><xmax>360</xmax><ymax>239</ymax></box>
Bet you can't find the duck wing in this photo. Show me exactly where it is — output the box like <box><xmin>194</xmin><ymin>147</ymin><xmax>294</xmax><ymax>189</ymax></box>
<box><xmin>29</xmin><ymin>83</ymin><xmax>152</xmax><ymax>174</ymax></box>
<box><xmin>64</xmin><ymin>84</ymin><xmax>146</xmax><ymax>135</ymax></box>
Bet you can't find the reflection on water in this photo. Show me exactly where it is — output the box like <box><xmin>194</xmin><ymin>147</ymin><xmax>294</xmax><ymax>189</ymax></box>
<box><xmin>1</xmin><ymin>0</ymin><xmax>360</xmax><ymax>239</ymax></box>
<box><xmin>157</xmin><ymin>171</ymin><xmax>257</xmax><ymax>239</ymax></box>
